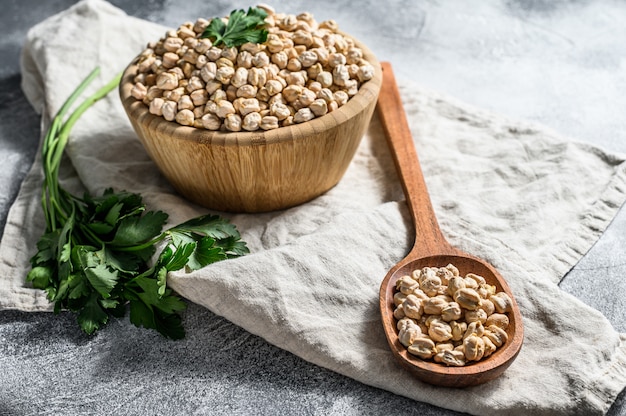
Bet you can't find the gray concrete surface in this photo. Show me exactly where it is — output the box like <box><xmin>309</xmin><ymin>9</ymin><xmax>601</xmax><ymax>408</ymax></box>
<box><xmin>1</xmin><ymin>0</ymin><xmax>624</xmax><ymax>414</ymax></box>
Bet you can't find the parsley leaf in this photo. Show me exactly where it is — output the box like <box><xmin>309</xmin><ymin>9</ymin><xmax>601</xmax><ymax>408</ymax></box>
<box><xmin>110</xmin><ymin>210</ymin><xmax>168</xmax><ymax>248</ymax></box>
<box><xmin>27</xmin><ymin>67</ymin><xmax>250</xmax><ymax>339</ymax></box>
<box><xmin>77</xmin><ymin>293</ymin><xmax>109</xmax><ymax>335</ymax></box>
<box><xmin>128</xmin><ymin>275</ymin><xmax>187</xmax><ymax>339</ymax></box>
<box><xmin>201</xmin><ymin>7</ymin><xmax>268</xmax><ymax>47</ymax></box>
<box><xmin>83</xmin><ymin>259</ymin><xmax>119</xmax><ymax>299</ymax></box>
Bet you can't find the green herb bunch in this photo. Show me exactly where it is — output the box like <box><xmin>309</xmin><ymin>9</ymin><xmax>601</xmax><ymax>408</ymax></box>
<box><xmin>201</xmin><ymin>7</ymin><xmax>269</xmax><ymax>47</ymax></box>
<box><xmin>26</xmin><ymin>67</ymin><xmax>249</xmax><ymax>339</ymax></box>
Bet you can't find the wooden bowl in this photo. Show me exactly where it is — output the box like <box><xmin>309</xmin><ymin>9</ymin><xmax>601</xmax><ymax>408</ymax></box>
<box><xmin>119</xmin><ymin>37</ymin><xmax>382</xmax><ymax>213</ymax></box>
<box><xmin>380</xmin><ymin>256</ymin><xmax>524</xmax><ymax>387</ymax></box>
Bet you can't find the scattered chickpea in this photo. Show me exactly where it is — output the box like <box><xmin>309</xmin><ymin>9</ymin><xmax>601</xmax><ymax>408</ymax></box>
<box><xmin>129</xmin><ymin>7</ymin><xmax>375</xmax><ymax>131</ymax></box>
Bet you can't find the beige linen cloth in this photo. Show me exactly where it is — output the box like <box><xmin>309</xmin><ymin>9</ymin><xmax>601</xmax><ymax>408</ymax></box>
<box><xmin>1</xmin><ymin>1</ymin><xmax>625</xmax><ymax>414</ymax></box>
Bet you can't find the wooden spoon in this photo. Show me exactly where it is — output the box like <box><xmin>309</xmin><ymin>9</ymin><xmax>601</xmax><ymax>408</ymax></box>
<box><xmin>377</xmin><ymin>62</ymin><xmax>523</xmax><ymax>387</ymax></box>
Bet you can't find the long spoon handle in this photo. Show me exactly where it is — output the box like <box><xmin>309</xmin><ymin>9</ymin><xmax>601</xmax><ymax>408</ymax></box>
<box><xmin>376</xmin><ymin>62</ymin><xmax>452</xmax><ymax>257</ymax></box>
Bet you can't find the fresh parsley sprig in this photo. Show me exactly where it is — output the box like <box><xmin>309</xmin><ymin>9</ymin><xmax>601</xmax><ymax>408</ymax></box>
<box><xmin>201</xmin><ymin>7</ymin><xmax>268</xmax><ymax>47</ymax></box>
<box><xmin>26</xmin><ymin>67</ymin><xmax>249</xmax><ymax>339</ymax></box>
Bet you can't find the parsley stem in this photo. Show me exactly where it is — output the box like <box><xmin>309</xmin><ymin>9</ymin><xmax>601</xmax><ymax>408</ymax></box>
<box><xmin>49</xmin><ymin>70</ymin><xmax>123</xmax><ymax>193</ymax></box>
<box><xmin>112</xmin><ymin>232</ymin><xmax>167</xmax><ymax>252</ymax></box>
<box><xmin>41</xmin><ymin>67</ymin><xmax>120</xmax><ymax>232</ymax></box>
<box><xmin>78</xmin><ymin>223</ymin><xmax>105</xmax><ymax>247</ymax></box>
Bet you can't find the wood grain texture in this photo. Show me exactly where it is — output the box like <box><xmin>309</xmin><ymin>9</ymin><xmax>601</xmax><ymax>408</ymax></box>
<box><xmin>377</xmin><ymin>62</ymin><xmax>524</xmax><ymax>388</ymax></box>
<box><xmin>119</xmin><ymin>34</ymin><xmax>382</xmax><ymax>213</ymax></box>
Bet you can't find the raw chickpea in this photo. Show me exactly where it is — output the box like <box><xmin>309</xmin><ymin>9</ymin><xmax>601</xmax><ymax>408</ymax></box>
<box><xmin>252</xmin><ymin>52</ymin><xmax>270</xmax><ymax>68</ymax></box>
<box><xmin>238</xmin><ymin>98</ymin><xmax>261</xmax><ymax>116</ymax></box>
<box><xmin>201</xmin><ymin>113</ymin><xmax>221</xmax><ymax>130</ymax></box>
<box><xmin>231</xmin><ymin>67</ymin><xmax>249</xmax><ymax>88</ymax></box>
<box><xmin>223</xmin><ymin>113</ymin><xmax>242</xmax><ymax>131</ymax></box>
<box><xmin>205</xmin><ymin>80</ymin><xmax>222</xmax><ymax>95</ymax></box>
<box><xmin>215</xmin><ymin>100</ymin><xmax>235</xmax><ymax>118</ymax></box>
<box><xmin>298</xmin><ymin>50</ymin><xmax>318</xmax><ymax>67</ymax></box>
<box><xmin>161</xmin><ymin>52</ymin><xmax>179</xmax><ymax>69</ymax></box>
<box><xmin>242</xmin><ymin>112</ymin><xmax>262</xmax><ymax>131</ymax></box>
<box><xmin>333</xmin><ymin>90</ymin><xmax>348</xmax><ymax>106</ymax></box>
<box><xmin>206</xmin><ymin>46</ymin><xmax>222</xmax><ymax>61</ymax></box>
<box><xmin>215</xmin><ymin>66</ymin><xmax>234</xmax><ymax>84</ymax></box>
<box><xmin>211</xmin><ymin>88</ymin><xmax>227</xmax><ymax>103</ymax></box>
<box><xmin>190</xmin><ymin>89</ymin><xmax>208</xmax><ymax>106</ymax></box>
<box><xmin>309</xmin><ymin>99</ymin><xmax>328</xmax><ymax>117</ymax></box>
<box><xmin>149</xmin><ymin>97</ymin><xmax>164</xmax><ymax>116</ymax></box>
<box><xmin>163</xmin><ymin>37</ymin><xmax>183</xmax><ymax>52</ymax></box>
<box><xmin>146</xmin><ymin>86</ymin><xmax>163</xmax><ymax>101</ymax></box>
<box><xmin>237</xmin><ymin>85</ymin><xmax>258</xmax><ymax>99</ymax></box>
<box><xmin>287</xmin><ymin>58</ymin><xmax>302</xmax><ymax>72</ymax></box>
<box><xmin>307</xmin><ymin>81</ymin><xmax>322</xmax><ymax>93</ymax></box>
<box><xmin>177</xmin><ymin>95</ymin><xmax>194</xmax><ymax>111</ymax></box>
<box><xmin>294</xmin><ymin>107</ymin><xmax>314</xmax><ymax>123</ymax></box>
<box><xmin>195</xmin><ymin>38</ymin><xmax>212</xmax><ymax>54</ymax></box>
<box><xmin>131</xmin><ymin>82</ymin><xmax>147</xmax><ymax>100</ymax></box>
<box><xmin>156</xmin><ymin>72</ymin><xmax>178</xmax><ymax>90</ymax></box>
<box><xmin>161</xmin><ymin>100</ymin><xmax>177</xmax><ymax>121</ymax></box>
<box><xmin>316</xmin><ymin>71</ymin><xmax>333</xmax><ymax>88</ymax></box>
<box><xmin>260</xmin><ymin>115</ymin><xmax>279</xmax><ymax>130</ymax></box>
<box><xmin>270</xmin><ymin>102</ymin><xmax>291</xmax><ymax>120</ymax></box>
<box><xmin>237</xmin><ymin>50</ymin><xmax>253</xmax><ymax>69</ymax></box>
<box><xmin>317</xmin><ymin>88</ymin><xmax>334</xmax><ymax>103</ymax></box>
<box><xmin>175</xmin><ymin>109</ymin><xmax>194</xmax><ymax>126</ymax></box>
<box><xmin>221</xmin><ymin>46</ymin><xmax>238</xmax><ymax>62</ymax></box>
<box><xmin>248</xmin><ymin>67</ymin><xmax>267</xmax><ymax>87</ymax></box>
<box><xmin>266</xmin><ymin>34</ymin><xmax>284</xmax><ymax>53</ymax></box>
<box><xmin>265</xmin><ymin>80</ymin><xmax>283</xmax><ymax>96</ymax></box>
<box><xmin>200</xmin><ymin>62</ymin><xmax>217</xmax><ymax>82</ymax></box>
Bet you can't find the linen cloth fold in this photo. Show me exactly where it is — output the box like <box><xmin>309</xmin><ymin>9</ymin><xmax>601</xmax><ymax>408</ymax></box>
<box><xmin>1</xmin><ymin>0</ymin><xmax>625</xmax><ymax>414</ymax></box>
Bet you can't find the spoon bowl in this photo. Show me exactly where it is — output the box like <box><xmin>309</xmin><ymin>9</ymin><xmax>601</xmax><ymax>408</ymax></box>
<box><xmin>377</xmin><ymin>62</ymin><xmax>523</xmax><ymax>387</ymax></box>
<box><xmin>380</xmin><ymin>253</ymin><xmax>523</xmax><ymax>387</ymax></box>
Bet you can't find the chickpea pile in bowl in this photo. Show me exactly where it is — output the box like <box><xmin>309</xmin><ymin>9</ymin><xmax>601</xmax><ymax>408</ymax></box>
<box><xmin>128</xmin><ymin>4</ymin><xmax>376</xmax><ymax>132</ymax></box>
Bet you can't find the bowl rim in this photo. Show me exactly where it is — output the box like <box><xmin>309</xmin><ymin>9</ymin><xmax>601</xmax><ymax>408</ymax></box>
<box><xmin>119</xmin><ymin>30</ymin><xmax>383</xmax><ymax>148</ymax></box>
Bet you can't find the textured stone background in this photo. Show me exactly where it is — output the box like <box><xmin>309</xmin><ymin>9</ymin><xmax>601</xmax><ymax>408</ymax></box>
<box><xmin>1</xmin><ymin>1</ymin><xmax>624</xmax><ymax>414</ymax></box>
